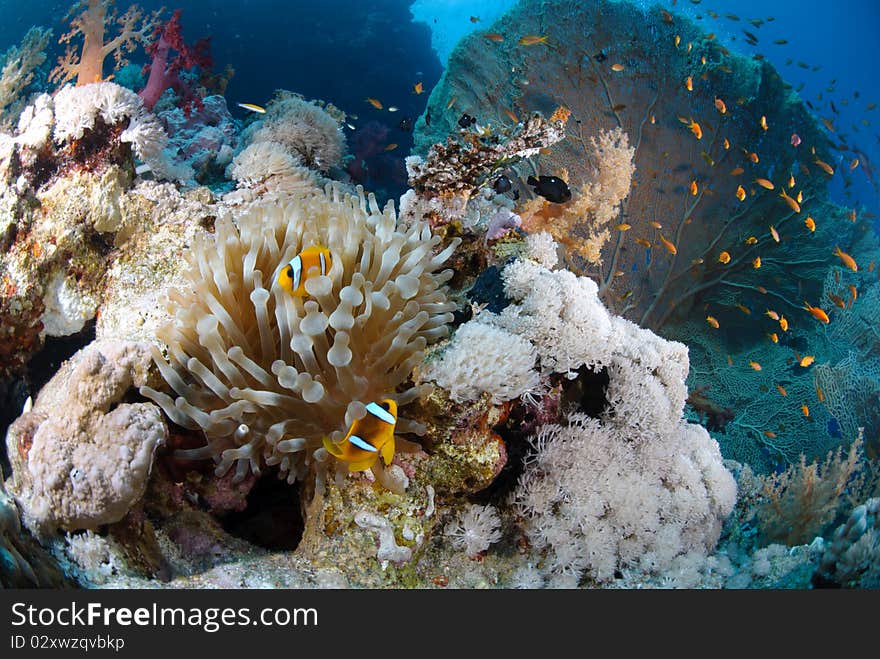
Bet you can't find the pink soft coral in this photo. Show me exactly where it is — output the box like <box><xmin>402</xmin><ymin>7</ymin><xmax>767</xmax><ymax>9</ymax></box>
<box><xmin>138</xmin><ymin>9</ymin><xmax>212</xmax><ymax>116</ymax></box>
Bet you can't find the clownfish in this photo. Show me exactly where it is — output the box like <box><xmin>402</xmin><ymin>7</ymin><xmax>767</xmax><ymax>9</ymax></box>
<box><xmin>277</xmin><ymin>245</ymin><xmax>332</xmax><ymax>296</ymax></box>
<box><xmin>322</xmin><ymin>400</ymin><xmax>398</xmax><ymax>472</ymax></box>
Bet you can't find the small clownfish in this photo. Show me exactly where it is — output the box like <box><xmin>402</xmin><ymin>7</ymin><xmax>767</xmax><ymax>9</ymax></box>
<box><xmin>323</xmin><ymin>400</ymin><xmax>398</xmax><ymax>472</ymax></box>
<box><xmin>277</xmin><ymin>245</ymin><xmax>332</xmax><ymax>297</ymax></box>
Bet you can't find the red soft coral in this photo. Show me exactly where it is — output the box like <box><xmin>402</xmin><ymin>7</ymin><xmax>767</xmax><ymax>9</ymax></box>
<box><xmin>138</xmin><ymin>9</ymin><xmax>212</xmax><ymax>116</ymax></box>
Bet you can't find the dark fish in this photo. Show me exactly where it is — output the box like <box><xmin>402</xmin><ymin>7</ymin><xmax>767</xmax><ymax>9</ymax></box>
<box><xmin>425</xmin><ymin>109</ymin><xmax>431</xmax><ymax>126</ymax></box>
<box><xmin>527</xmin><ymin>175</ymin><xmax>572</xmax><ymax>203</ymax></box>
<box><xmin>594</xmin><ymin>49</ymin><xmax>608</xmax><ymax>62</ymax></box>
<box><xmin>612</xmin><ymin>103</ymin><xmax>627</xmax><ymax>112</ymax></box>
<box><xmin>493</xmin><ymin>175</ymin><xmax>512</xmax><ymax>193</ymax></box>
<box><xmin>742</xmin><ymin>29</ymin><xmax>759</xmax><ymax>42</ymax></box>
<box><xmin>398</xmin><ymin>116</ymin><xmax>414</xmax><ymax>132</ymax></box>
<box><xmin>458</xmin><ymin>113</ymin><xmax>477</xmax><ymax>128</ymax></box>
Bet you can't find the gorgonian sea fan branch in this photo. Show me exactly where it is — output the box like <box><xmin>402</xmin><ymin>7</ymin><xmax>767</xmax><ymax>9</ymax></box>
<box><xmin>141</xmin><ymin>185</ymin><xmax>459</xmax><ymax>484</ymax></box>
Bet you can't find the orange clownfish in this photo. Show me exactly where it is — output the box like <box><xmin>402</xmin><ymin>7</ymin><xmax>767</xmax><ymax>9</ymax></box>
<box><xmin>323</xmin><ymin>400</ymin><xmax>398</xmax><ymax>472</ymax></box>
<box><xmin>277</xmin><ymin>245</ymin><xmax>332</xmax><ymax>296</ymax></box>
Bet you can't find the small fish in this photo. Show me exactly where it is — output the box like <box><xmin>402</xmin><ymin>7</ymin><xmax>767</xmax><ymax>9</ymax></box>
<box><xmin>277</xmin><ymin>245</ymin><xmax>332</xmax><ymax>297</ymax></box>
<box><xmin>848</xmin><ymin>209</ymin><xmax>856</xmax><ymax>222</ymax></box>
<box><xmin>714</xmin><ymin>97</ymin><xmax>727</xmax><ymax>114</ymax></box>
<box><xmin>730</xmin><ymin>167</ymin><xmax>745</xmax><ymax>176</ymax></box>
<box><xmin>470</xmin><ymin>15</ymin><xmax>480</xmax><ymax>23</ymax></box>
<box><xmin>780</xmin><ymin>189</ymin><xmax>801</xmax><ymax>213</ymax></box>
<box><xmin>661</xmin><ymin>9</ymin><xmax>673</xmax><ymax>23</ymax></box>
<box><xmin>804</xmin><ymin>301</ymin><xmax>830</xmax><ymax>323</ymax></box>
<box><xmin>398</xmin><ymin>117</ymin><xmax>414</xmax><ymax>132</ymax></box>
<box><xmin>801</xmin><ymin>404</ymin><xmax>810</xmax><ymax>417</ymax></box>
<box><xmin>706</xmin><ymin>315</ymin><xmax>720</xmax><ymax>329</ymax></box>
<box><xmin>764</xmin><ymin>430</ymin><xmax>777</xmax><ymax>438</ymax></box>
<box><xmin>650</xmin><ymin>114</ymin><xmax>656</xmax><ymax>124</ymax></box>
<box><xmin>723</xmin><ymin>138</ymin><xmax>730</xmax><ymax>149</ymax></box>
<box><xmin>675</xmin><ymin>35</ymin><xmax>681</xmax><ymax>47</ymax></box>
<box><xmin>685</xmin><ymin>76</ymin><xmax>693</xmax><ymax>91</ymax></box>
<box><xmin>826</xmin><ymin>293</ymin><xmax>846</xmax><ymax>309</ymax></box>
<box><xmin>700</xmin><ymin>151</ymin><xmax>715</xmax><ymax>167</ymax></box>
<box><xmin>804</xmin><ymin>216</ymin><xmax>816</xmax><ymax>232</ymax></box>
<box><xmin>384</xmin><ymin>143</ymin><xmax>398</xmax><ymax>151</ymax></box>
<box><xmin>848</xmin><ymin>284</ymin><xmax>858</xmax><ymax>302</ymax></box>
<box><xmin>616</xmin><ymin>223</ymin><xmax>632</xmax><ymax>231</ymax></box>
<box><xmin>796</xmin><ymin>190</ymin><xmax>803</xmax><ymax>204</ymax></box>
<box><xmin>527</xmin><ymin>175</ymin><xmax>571</xmax><ymax>203</ymax></box>
<box><xmin>799</xmin><ymin>355</ymin><xmax>815</xmax><ymax>367</ymax></box>
<box><xmin>736</xmin><ymin>303</ymin><xmax>752</xmax><ymax>315</ymax></box>
<box><xmin>483</xmin><ymin>33</ymin><xmax>504</xmax><ymax>42</ymax></box>
<box><xmin>755</xmin><ymin>178</ymin><xmax>775</xmax><ymax>190</ymax></box>
<box><xmin>788</xmin><ymin>174</ymin><xmax>795</xmax><ymax>188</ymax></box>
<box><xmin>816</xmin><ymin>384</ymin><xmax>825</xmax><ymax>403</ymax></box>
<box><xmin>322</xmin><ymin>400</ymin><xmax>398</xmax><ymax>472</ymax></box>
<box><xmin>611</xmin><ymin>103</ymin><xmax>627</xmax><ymax>112</ymax></box>
<box><xmin>648</xmin><ymin>220</ymin><xmax>663</xmax><ymax>229</ymax></box>
<box><xmin>768</xmin><ymin>332</ymin><xmax>779</xmax><ymax>343</ymax></box>
<box><xmin>237</xmin><ymin>102</ymin><xmax>266</xmax><ymax>114</ymax></box>
<box><xmin>736</xmin><ymin>185</ymin><xmax>746</xmax><ymax>201</ymax></box>
<box><xmin>635</xmin><ymin>238</ymin><xmax>652</xmax><ymax>248</ymax></box>
<box><xmin>833</xmin><ymin>246</ymin><xmax>858</xmax><ymax>271</ymax></box>
<box><xmin>611</xmin><ymin>63</ymin><xmax>625</xmax><ymax>72</ymax></box>
<box><xmin>690</xmin><ymin>180</ymin><xmax>698</xmax><ymax>195</ymax></box>
<box><xmin>791</xmin><ymin>133</ymin><xmax>802</xmax><ymax>147</ymax></box>
<box><xmin>346</xmin><ymin>123</ymin><xmax>356</xmax><ymax>130</ymax></box>
<box><xmin>745</xmin><ymin>236</ymin><xmax>758</xmax><ymax>245</ymax></box>
<box><xmin>458</xmin><ymin>113</ymin><xmax>477</xmax><ymax>129</ymax></box>
<box><xmin>760</xmin><ymin>115</ymin><xmax>768</xmax><ymax>130</ymax></box>
<box><xmin>757</xmin><ymin>286</ymin><xmax>768</xmax><ymax>294</ymax></box>
<box><xmin>502</xmin><ymin>108</ymin><xmax>518</xmax><ymax>123</ymax></box>
<box><xmin>850</xmin><ymin>158</ymin><xmax>860</xmax><ymax>170</ymax></box>
<box><xmin>519</xmin><ymin>35</ymin><xmax>549</xmax><ymax>46</ymax></box>
<box><xmin>776</xmin><ymin>384</ymin><xmax>788</xmax><ymax>396</ymax></box>
<box><xmin>493</xmin><ymin>175</ymin><xmax>512</xmax><ymax>194</ymax></box>
<box><xmin>769</xmin><ymin>225</ymin><xmax>780</xmax><ymax>242</ymax></box>
<box><xmin>779</xmin><ymin>316</ymin><xmax>789</xmax><ymax>331</ymax></box>
<box><xmin>749</xmin><ymin>360</ymin><xmax>762</xmax><ymax>371</ymax></box>
<box><xmin>366</xmin><ymin>97</ymin><xmax>383</xmax><ymax>109</ymax></box>
<box><xmin>413</xmin><ymin>82</ymin><xmax>424</xmax><ymax>95</ymax></box>
<box><xmin>748</xmin><ymin>151</ymin><xmax>760</xmax><ymax>163</ymax></box>
<box><xmin>773</xmin><ymin>39</ymin><xmax>788</xmax><ymax>45</ymax></box>
<box><xmin>752</xmin><ymin>256</ymin><xmax>762</xmax><ymax>269</ymax></box>
<box><xmin>659</xmin><ymin>234</ymin><xmax>677</xmax><ymax>255</ymax></box>
<box><xmin>718</xmin><ymin>251</ymin><xmax>731</xmax><ymax>264</ymax></box>
<box><xmin>765</xmin><ymin>309</ymin><xmax>780</xmax><ymax>321</ymax></box>
<box><xmin>814</xmin><ymin>159</ymin><xmax>835</xmax><ymax>175</ymax></box>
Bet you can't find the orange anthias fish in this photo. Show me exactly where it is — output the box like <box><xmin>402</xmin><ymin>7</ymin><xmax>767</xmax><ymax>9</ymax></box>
<box><xmin>715</xmin><ymin>97</ymin><xmax>727</xmax><ymax>114</ymax></box>
<box><xmin>723</xmin><ymin>138</ymin><xmax>731</xmax><ymax>150</ymax></box>
<box><xmin>850</xmin><ymin>158</ymin><xmax>860</xmax><ymax>170</ymax></box>
<box><xmin>731</xmin><ymin>167</ymin><xmax>745</xmax><ymax>176</ymax></box>
<box><xmin>749</xmin><ymin>360</ymin><xmax>762</xmax><ymax>371</ymax></box>
<box><xmin>769</xmin><ymin>225</ymin><xmax>780</xmax><ymax>242</ymax></box>
<box><xmin>611</xmin><ymin>63</ymin><xmax>625</xmax><ymax>71</ymax></box>
<box><xmin>384</xmin><ymin>143</ymin><xmax>398</xmax><ymax>151</ymax></box>
<box><xmin>323</xmin><ymin>400</ymin><xmax>398</xmax><ymax>472</ymax></box>
<box><xmin>718</xmin><ymin>251</ymin><xmax>731</xmax><ymax>264</ymax></box>
<box><xmin>736</xmin><ymin>185</ymin><xmax>746</xmax><ymax>201</ymax></box>
<box><xmin>748</xmin><ymin>151</ymin><xmax>760</xmax><ymax>163</ymax></box>
<box><xmin>484</xmin><ymin>32</ymin><xmax>504</xmax><ymax>42</ymax></box>
<box><xmin>804</xmin><ymin>301</ymin><xmax>830</xmax><ymax>324</ymax></box>
<box><xmin>788</xmin><ymin>174</ymin><xmax>796</xmax><ymax>188</ymax></box>
<box><xmin>827</xmin><ymin>293</ymin><xmax>846</xmax><ymax>309</ymax></box>
<box><xmin>833</xmin><ymin>246</ymin><xmax>858</xmax><ymax>271</ymax></box>
<box><xmin>805</xmin><ymin>216</ymin><xmax>816</xmax><ymax>232</ymax></box>
<box><xmin>519</xmin><ymin>35</ymin><xmax>549</xmax><ymax>45</ymax></box>
<box><xmin>689</xmin><ymin>120</ymin><xmax>703</xmax><ymax>139</ymax></box>
<box><xmin>765</xmin><ymin>309</ymin><xmax>780</xmax><ymax>321</ymax></box>
<box><xmin>848</xmin><ymin>284</ymin><xmax>858</xmax><ymax>303</ymax></box>
<box><xmin>814</xmin><ymin>158</ymin><xmax>834</xmax><ymax>175</ymax></box>
<box><xmin>635</xmin><ymin>238</ymin><xmax>652</xmax><ymax>248</ymax></box>
<box><xmin>745</xmin><ymin>236</ymin><xmax>758</xmax><ymax>245</ymax></box>
<box><xmin>776</xmin><ymin>384</ymin><xmax>788</xmax><ymax>397</ymax></box>
<box><xmin>690</xmin><ymin>180</ymin><xmax>698</xmax><ymax>195</ymax></box>
<box><xmin>799</xmin><ymin>355</ymin><xmax>816</xmax><ymax>367</ymax></box>
<box><xmin>801</xmin><ymin>404</ymin><xmax>810</xmax><ymax>417</ymax></box>
<box><xmin>779</xmin><ymin>316</ymin><xmax>789</xmax><ymax>331</ymax></box>
<box><xmin>659</xmin><ymin>234</ymin><xmax>677</xmax><ymax>254</ymax></box>
<box><xmin>366</xmin><ymin>97</ymin><xmax>383</xmax><ymax>109</ymax></box>
<box><xmin>768</xmin><ymin>332</ymin><xmax>779</xmax><ymax>343</ymax></box>
<box><xmin>760</xmin><ymin>115</ymin><xmax>769</xmax><ymax>130</ymax></box>
<box><xmin>413</xmin><ymin>82</ymin><xmax>424</xmax><ymax>94</ymax></box>
<box><xmin>706</xmin><ymin>315</ymin><xmax>720</xmax><ymax>329</ymax></box>
<box><xmin>685</xmin><ymin>76</ymin><xmax>693</xmax><ymax>91</ymax></box>
<box><xmin>752</xmin><ymin>256</ymin><xmax>762</xmax><ymax>269</ymax></box>
<box><xmin>780</xmin><ymin>189</ymin><xmax>801</xmax><ymax>213</ymax></box>
<box><xmin>755</xmin><ymin>178</ymin><xmax>775</xmax><ymax>190</ymax></box>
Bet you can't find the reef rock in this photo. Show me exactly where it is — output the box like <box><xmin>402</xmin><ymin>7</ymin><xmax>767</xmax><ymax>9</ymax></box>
<box><xmin>5</xmin><ymin>340</ymin><xmax>167</xmax><ymax>533</ymax></box>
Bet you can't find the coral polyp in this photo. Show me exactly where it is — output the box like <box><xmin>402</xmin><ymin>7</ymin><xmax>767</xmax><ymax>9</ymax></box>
<box><xmin>142</xmin><ymin>185</ymin><xmax>459</xmax><ymax>485</ymax></box>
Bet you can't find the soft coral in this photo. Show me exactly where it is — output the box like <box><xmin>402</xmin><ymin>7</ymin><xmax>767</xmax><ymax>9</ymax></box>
<box><xmin>138</xmin><ymin>9</ymin><xmax>212</xmax><ymax>116</ymax></box>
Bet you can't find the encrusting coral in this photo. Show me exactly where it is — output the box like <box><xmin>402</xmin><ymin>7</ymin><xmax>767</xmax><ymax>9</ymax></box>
<box><xmin>142</xmin><ymin>185</ymin><xmax>460</xmax><ymax>490</ymax></box>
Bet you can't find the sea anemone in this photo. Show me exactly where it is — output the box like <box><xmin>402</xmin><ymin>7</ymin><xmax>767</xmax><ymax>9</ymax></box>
<box><xmin>141</xmin><ymin>185</ymin><xmax>459</xmax><ymax>488</ymax></box>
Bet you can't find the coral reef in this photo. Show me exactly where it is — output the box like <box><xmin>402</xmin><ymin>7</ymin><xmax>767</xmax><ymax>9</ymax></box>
<box><xmin>817</xmin><ymin>497</ymin><xmax>880</xmax><ymax>588</ymax></box>
<box><xmin>5</xmin><ymin>340</ymin><xmax>166</xmax><ymax>533</ymax></box>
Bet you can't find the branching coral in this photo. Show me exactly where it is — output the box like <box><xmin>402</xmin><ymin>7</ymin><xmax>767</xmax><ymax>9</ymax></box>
<box><xmin>49</xmin><ymin>0</ymin><xmax>160</xmax><ymax>87</ymax></box>
<box><xmin>141</xmin><ymin>185</ymin><xmax>459</xmax><ymax>489</ymax></box>
<box><xmin>0</xmin><ymin>27</ymin><xmax>52</xmax><ymax>124</ymax></box>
